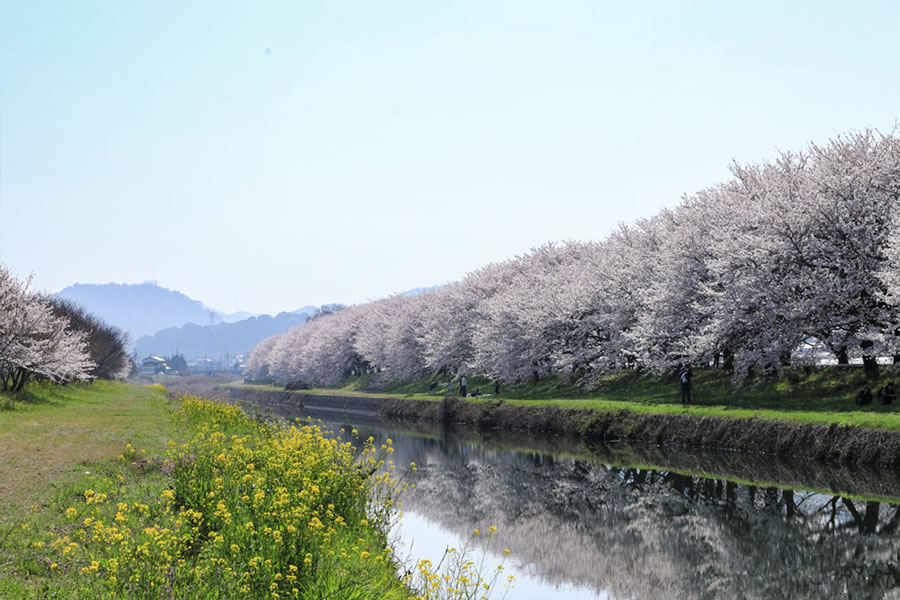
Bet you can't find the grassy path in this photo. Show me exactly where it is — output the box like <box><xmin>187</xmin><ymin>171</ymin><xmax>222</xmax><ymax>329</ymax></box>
<box><xmin>0</xmin><ymin>382</ymin><xmax>173</xmax><ymax>515</ymax></box>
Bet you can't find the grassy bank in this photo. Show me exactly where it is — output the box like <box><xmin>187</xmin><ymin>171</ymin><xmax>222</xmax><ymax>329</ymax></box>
<box><xmin>1</xmin><ymin>383</ymin><xmax>503</xmax><ymax>599</ymax></box>
<box><xmin>237</xmin><ymin>366</ymin><xmax>900</xmax><ymax>432</ymax></box>
<box><xmin>326</xmin><ymin>367</ymin><xmax>884</xmax><ymax>408</ymax></box>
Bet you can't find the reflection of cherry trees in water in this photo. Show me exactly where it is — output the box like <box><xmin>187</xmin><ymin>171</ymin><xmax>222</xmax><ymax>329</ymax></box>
<box><xmin>390</xmin><ymin>434</ymin><xmax>900</xmax><ymax>599</ymax></box>
<box><xmin>257</xmin><ymin>405</ymin><xmax>900</xmax><ymax>599</ymax></box>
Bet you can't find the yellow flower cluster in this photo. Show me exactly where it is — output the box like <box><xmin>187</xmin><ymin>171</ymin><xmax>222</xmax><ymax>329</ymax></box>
<box><xmin>41</xmin><ymin>395</ymin><xmax>411</xmax><ymax>599</ymax></box>
<box><xmin>405</xmin><ymin>527</ymin><xmax>516</xmax><ymax>600</ymax></box>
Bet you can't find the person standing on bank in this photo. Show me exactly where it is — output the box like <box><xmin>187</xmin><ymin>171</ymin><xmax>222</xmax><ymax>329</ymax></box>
<box><xmin>679</xmin><ymin>365</ymin><xmax>693</xmax><ymax>404</ymax></box>
<box><xmin>460</xmin><ymin>375</ymin><xmax>467</xmax><ymax>398</ymax></box>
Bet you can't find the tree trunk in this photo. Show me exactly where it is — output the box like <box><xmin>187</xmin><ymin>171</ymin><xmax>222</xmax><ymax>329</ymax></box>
<box><xmin>861</xmin><ymin>340</ymin><xmax>879</xmax><ymax>378</ymax></box>
<box><xmin>783</xmin><ymin>490</ymin><xmax>795</xmax><ymax>518</ymax></box>
<box><xmin>863</xmin><ymin>355</ymin><xmax>880</xmax><ymax>378</ymax></box>
<box><xmin>12</xmin><ymin>368</ymin><xmax>29</xmax><ymax>393</ymax></box>
<box><xmin>863</xmin><ymin>501</ymin><xmax>880</xmax><ymax>534</ymax></box>
<box><xmin>726</xmin><ymin>481</ymin><xmax>737</xmax><ymax>504</ymax></box>
<box><xmin>722</xmin><ymin>349</ymin><xmax>734</xmax><ymax>372</ymax></box>
<box><xmin>779</xmin><ymin>350</ymin><xmax>792</xmax><ymax>367</ymax></box>
<box><xmin>894</xmin><ymin>328</ymin><xmax>900</xmax><ymax>364</ymax></box>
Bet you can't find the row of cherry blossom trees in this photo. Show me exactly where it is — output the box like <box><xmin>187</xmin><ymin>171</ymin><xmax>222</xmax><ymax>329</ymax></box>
<box><xmin>48</xmin><ymin>297</ymin><xmax>132</xmax><ymax>381</ymax></box>
<box><xmin>247</xmin><ymin>129</ymin><xmax>900</xmax><ymax>386</ymax></box>
<box><xmin>0</xmin><ymin>265</ymin><xmax>99</xmax><ymax>392</ymax></box>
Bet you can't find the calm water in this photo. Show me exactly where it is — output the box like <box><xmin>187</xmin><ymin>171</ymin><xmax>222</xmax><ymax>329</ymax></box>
<box><xmin>247</xmin><ymin>401</ymin><xmax>900</xmax><ymax>599</ymax></box>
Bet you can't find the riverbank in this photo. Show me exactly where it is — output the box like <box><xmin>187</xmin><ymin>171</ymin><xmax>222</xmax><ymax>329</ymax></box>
<box><xmin>0</xmin><ymin>383</ymin><xmax>420</xmax><ymax>599</ymax></box>
<box><xmin>343</xmin><ymin>415</ymin><xmax>900</xmax><ymax>504</ymax></box>
<box><xmin>226</xmin><ymin>364</ymin><xmax>900</xmax><ymax>465</ymax></box>
<box><xmin>303</xmin><ymin>366</ymin><xmax>881</xmax><ymax>407</ymax></box>
<box><xmin>383</xmin><ymin>396</ymin><xmax>900</xmax><ymax>465</ymax></box>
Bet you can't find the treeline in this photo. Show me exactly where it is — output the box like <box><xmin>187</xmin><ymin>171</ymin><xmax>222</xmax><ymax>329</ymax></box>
<box><xmin>0</xmin><ymin>265</ymin><xmax>130</xmax><ymax>392</ymax></box>
<box><xmin>247</xmin><ymin>129</ymin><xmax>900</xmax><ymax>387</ymax></box>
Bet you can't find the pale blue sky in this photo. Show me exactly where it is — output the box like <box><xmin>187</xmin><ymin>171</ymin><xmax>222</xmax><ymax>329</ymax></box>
<box><xmin>2</xmin><ymin>1</ymin><xmax>899</xmax><ymax>314</ymax></box>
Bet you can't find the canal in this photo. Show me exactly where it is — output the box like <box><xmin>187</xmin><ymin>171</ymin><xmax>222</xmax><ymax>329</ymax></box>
<box><xmin>247</xmin><ymin>400</ymin><xmax>900</xmax><ymax>599</ymax></box>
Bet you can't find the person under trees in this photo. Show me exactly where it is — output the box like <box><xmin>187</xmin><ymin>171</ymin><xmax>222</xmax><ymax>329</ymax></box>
<box><xmin>856</xmin><ymin>386</ymin><xmax>874</xmax><ymax>406</ymax></box>
<box><xmin>878</xmin><ymin>383</ymin><xmax>896</xmax><ymax>405</ymax></box>
<box><xmin>679</xmin><ymin>365</ymin><xmax>693</xmax><ymax>404</ymax></box>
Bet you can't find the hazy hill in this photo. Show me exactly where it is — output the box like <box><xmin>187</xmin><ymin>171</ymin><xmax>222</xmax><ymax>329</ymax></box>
<box><xmin>221</xmin><ymin>310</ymin><xmax>262</xmax><ymax>323</ymax></box>
<box><xmin>56</xmin><ymin>282</ymin><xmax>430</xmax><ymax>357</ymax></box>
<box><xmin>135</xmin><ymin>311</ymin><xmax>311</xmax><ymax>360</ymax></box>
<box><xmin>56</xmin><ymin>282</ymin><xmax>227</xmax><ymax>342</ymax></box>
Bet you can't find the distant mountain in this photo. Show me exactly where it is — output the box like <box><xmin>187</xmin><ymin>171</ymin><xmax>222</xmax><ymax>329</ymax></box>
<box><xmin>135</xmin><ymin>311</ymin><xmax>311</xmax><ymax>361</ymax></box>
<box><xmin>221</xmin><ymin>310</ymin><xmax>261</xmax><ymax>323</ymax></box>
<box><xmin>56</xmin><ymin>281</ymin><xmax>435</xmax><ymax>357</ymax></box>
<box><xmin>56</xmin><ymin>282</ymin><xmax>224</xmax><ymax>342</ymax></box>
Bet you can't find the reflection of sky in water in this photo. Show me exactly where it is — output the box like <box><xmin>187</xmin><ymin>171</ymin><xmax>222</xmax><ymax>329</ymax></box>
<box><xmin>393</xmin><ymin>511</ymin><xmax>606</xmax><ymax>600</ymax></box>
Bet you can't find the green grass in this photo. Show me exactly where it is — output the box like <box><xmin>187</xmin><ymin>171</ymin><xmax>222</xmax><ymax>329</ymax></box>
<box><xmin>308</xmin><ymin>366</ymin><xmax>883</xmax><ymax>409</ymax></box>
<box><xmin>235</xmin><ymin>365</ymin><xmax>900</xmax><ymax>431</ymax></box>
<box><xmin>0</xmin><ymin>381</ymin><xmax>175</xmax><ymax>514</ymax></box>
<box><xmin>490</xmin><ymin>367</ymin><xmax>900</xmax><ymax>430</ymax></box>
<box><xmin>0</xmin><ymin>381</ymin><xmax>178</xmax><ymax>597</ymax></box>
<box><xmin>0</xmin><ymin>383</ymin><xmax>423</xmax><ymax>599</ymax></box>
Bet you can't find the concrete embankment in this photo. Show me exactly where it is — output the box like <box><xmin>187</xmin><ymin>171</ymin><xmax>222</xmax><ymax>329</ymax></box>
<box><xmin>226</xmin><ymin>387</ymin><xmax>900</xmax><ymax>466</ymax></box>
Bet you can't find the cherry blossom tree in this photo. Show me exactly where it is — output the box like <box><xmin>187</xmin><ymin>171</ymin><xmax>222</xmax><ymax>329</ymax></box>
<box><xmin>0</xmin><ymin>265</ymin><xmax>94</xmax><ymax>392</ymax></box>
<box><xmin>803</xmin><ymin>131</ymin><xmax>900</xmax><ymax>370</ymax></box>
<box><xmin>299</xmin><ymin>307</ymin><xmax>367</xmax><ymax>385</ymax></box>
<box><xmin>472</xmin><ymin>243</ymin><xmax>601</xmax><ymax>383</ymax></box>
<box><xmin>248</xmin><ymin>128</ymin><xmax>900</xmax><ymax>389</ymax></box>
<box><xmin>244</xmin><ymin>333</ymin><xmax>283</xmax><ymax>381</ymax></box>
<box><xmin>350</xmin><ymin>294</ymin><xmax>431</xmax><ymax>382</ymax></box>
<box><xmin>48</xmin><ymin>297</ymin><xmax>131</xmax><ymax>380</ymax></box>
